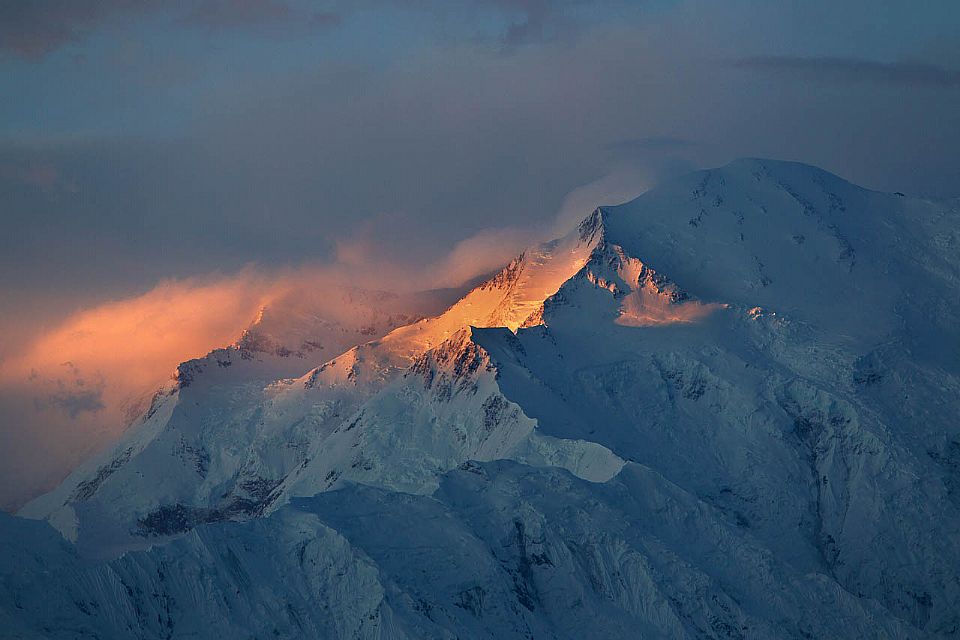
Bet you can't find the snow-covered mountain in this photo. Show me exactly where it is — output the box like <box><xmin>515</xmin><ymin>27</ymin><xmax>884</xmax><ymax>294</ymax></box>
<box><xmin>170</xmin><ymin>280</ymin><xmax>464</xmax><ymax>390</ymax></box>
<box><xmin>5</xmin><ymin>159</ymin><xmax>960</xmax><ymax>638</ymax></box>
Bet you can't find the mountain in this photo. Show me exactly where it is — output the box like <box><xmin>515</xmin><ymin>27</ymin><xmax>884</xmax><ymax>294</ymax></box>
<box><xmin>6</xmin><ymin>159</ymin><xmax>960</xmax><ymax>638</ymax></box>
<box><xmin>0</xmin><ymin>278</ymin><xmax>464</xmax><ymax>515</ymax></box>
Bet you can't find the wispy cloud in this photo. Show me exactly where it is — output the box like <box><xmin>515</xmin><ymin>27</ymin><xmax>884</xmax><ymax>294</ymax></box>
<box><xmin>0</xmin><ymin>1</ymin><xmax>120</xmax><ymax>60</ymax></box>
<box><xmin>0</xmin><ymin>270</ymin><xmax>273</xmax><ymax>510</ymax></box>
<box><xmin>0</xmin><ymin>229</ymin><xmax>527</xmax><ymax>510</ymax></box>
<box><xmin>0</xmin><ymin>160</ymin><xmax>64</xmax><ymax>191</ymax></box>
<box><xmin>0</xmin><ymin>0</ymin><xmax>342</xmax><ymax>60</ymax></box>
<box><xmin>734</xmin><ymin>56</ymin><xmax>960</xmax><ymax>88</ymax></box>
<box><xmin>180</xmin><ymin>0</ymin><xmax>293</xmax><ymax>29</ymax></box>
<box><xmin>179</xmin><ymin>0</ymin><xmax>341</xmax><ymax>32</ymax></box>
<box><xmin>605</xmin><ymin>136</ymin><xmax>697</xmax><ymax>152</ymax></box>
<box><xmin>492</xmin><ymin>0</ymin><xmax>555</xmax><ymax>46</ymax></box>
<box><xmin>31</xmin><ymin>362</ymin><xmax>106</xmax><ymax>418</ymax></box>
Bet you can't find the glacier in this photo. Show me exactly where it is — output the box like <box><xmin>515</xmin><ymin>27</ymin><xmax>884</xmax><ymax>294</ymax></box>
<box><xmin>3</xmin><ymin>158</ymin><xmax>959</xmax><ymax>638</ymax></box>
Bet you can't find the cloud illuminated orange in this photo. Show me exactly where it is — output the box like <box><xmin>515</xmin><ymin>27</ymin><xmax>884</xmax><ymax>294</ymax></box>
<box><xmin>0</xmin><ymin>271</ymin><xmax>275</xmax><ymax>399</ymax></box>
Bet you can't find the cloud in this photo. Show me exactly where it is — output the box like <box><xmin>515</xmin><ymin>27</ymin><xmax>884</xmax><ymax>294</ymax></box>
<box><xmin>430</xmin><ymin>227</ymin><xmax>537</xmax><ymax>287</ymax></box>
<box><xmin>181</xmin><ymin>0</ymin><xmax>293</xmax><ymax>28</ymax></box>
<box><xmin>5</xmin><ymin>13</ymin><xmax>959</xmax><ymax>355</ymax></box>
<box><xmin>606</xmin><ymin>136</ymin><xmax>697</xmax><ymax>153</ymax></box>
<box><xmin>4</xmin><ymin>0</ymin><xmax>960</xmax><ymax>509</ymax></box>
<box><xmin>490</xmin><ymin>0</ymin><xmax>556</xmax><ymax>46</ymax></box>
<box><xmin>0</xmin><ymin>0</ymin><xmax>342</xmax><ymax>59</ymax></box>
<box><xmin>31</xmin><ymin>362</ymin><xmax>106</xmax><ymax>418</ymax></box>
<box><xmin>331</xmin><ymin>216</ymin><xmax>535</xmax><ymax>290</ymax></box>
<box><xmin>0</xmin><ymin>270</ymin><xmax>275</xmax><ymax>411</ymax></box>
<box><xmin>180</xmin><ymin>0</ymin><xmax>342</xmax><ymax>32</ymax></box>
<box><xmin>0</xmin><ymin>270</ymin><xmax>275</xmax><ymax>510</ymax></box>
<box><xmin>309</xmin><ymin>11</ymin><xmax>343</xmax><ymax>29</ymax></box>
<box><xmin>0</xmin><ymin>1</ymin><xmax>111</xmax><ymax>60</ymax></box>
<box><xmin>734</xmin><ymin>56</ymin><xmax>960</xmax><ymax>88</ymax></box>
<box><xmin>0</xmin><ymin>231</ymin><xmax>519</xmax><ymax>511</ymax></box>
<box><xmin>0</xmin><ymin>160</ymin><xmax>63</xmax><ymax>191</ymax></box>
<box><xmin>471</xmin><ymin>0</ymin><xmax>588</xmax><ymax>46</ymax></box>
<box><xmin>550</xmin><ymin>168</ymin><xmax>659</xmax><ymax>236</ymax></box>
<box><xmin>378</xmin><ymin>0</ymin><xmax>586</xmax><ymax>47</ymax></box>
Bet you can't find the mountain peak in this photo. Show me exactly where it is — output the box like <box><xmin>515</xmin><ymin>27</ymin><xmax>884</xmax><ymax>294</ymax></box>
<box><xmin>12</xmin><ymin>160</ymin><xmax>960</xmax><ymax>639</ymax></box>
<box><xmin>577</xmin><ymin>206</ymin><xmax>606</xmax><ymax>244</ymax></box>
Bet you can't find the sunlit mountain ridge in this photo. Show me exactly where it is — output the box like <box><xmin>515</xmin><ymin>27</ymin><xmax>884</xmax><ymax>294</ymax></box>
<box><xmin>5</xmin><ymin>158</ymin><xmax>960</xmax><ymax>638</ymax></box>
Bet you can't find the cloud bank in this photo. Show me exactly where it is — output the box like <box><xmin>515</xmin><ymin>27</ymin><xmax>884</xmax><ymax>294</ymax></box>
<box><xmin>735</xmin><ymin>56</ymin><xmax>960</xmax><ymax>88</ymax></box>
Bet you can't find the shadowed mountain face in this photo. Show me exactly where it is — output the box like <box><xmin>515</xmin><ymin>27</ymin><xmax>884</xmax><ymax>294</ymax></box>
<box><xmin>5</xmin><ymin>159</ymin><xmax>960</xmax><ymax>638</ymax></box>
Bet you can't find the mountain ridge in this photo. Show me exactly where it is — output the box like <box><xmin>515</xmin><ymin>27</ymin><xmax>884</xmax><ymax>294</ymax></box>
<box><xmin>7</xmin><ymin>158</ymin><xmax>960</xmax><ymax>638</ymax></box>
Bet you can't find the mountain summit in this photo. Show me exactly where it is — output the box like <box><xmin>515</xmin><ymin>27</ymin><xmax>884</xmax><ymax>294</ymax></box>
<box><xmin>6</xmin><ymin>159</ymin><xmax>960</xmax><ymax>638</ymax></box>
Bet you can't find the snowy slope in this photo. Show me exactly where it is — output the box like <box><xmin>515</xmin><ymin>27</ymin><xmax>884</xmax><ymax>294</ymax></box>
<box><xmin>18</xmin><ymin>216</ymin><xmax>607</xmax><ymax>555</ymax></box>
<box><xmin>6</xmin><ymin>158</ymin><xmax>960</xmax><ymax>638</ymax></box>
<box><xmin>17</xmin><ymin>283</ymin><xmax>461</xmax><ymax>552</ymax></box>
<box><xmin>0</xmin><ymin>462</ymin><xmax>921</xmax><ymax>639</ymax></box>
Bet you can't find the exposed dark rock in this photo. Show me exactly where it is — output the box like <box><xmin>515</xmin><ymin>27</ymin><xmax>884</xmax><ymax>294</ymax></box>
<box><xmin>72</xmin><ymin>447</ymin><xmax>134</xmax><ymax>502</ymax></box>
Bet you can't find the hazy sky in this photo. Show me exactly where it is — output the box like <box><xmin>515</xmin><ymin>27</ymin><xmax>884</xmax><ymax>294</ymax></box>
<box><xmin>1</xmin><ymin>0</ymin><xmax>959</xmax><ymax>508</ymax></box>
<box><xmin>3</xmin><ymin>1</ymin><xmax>959</xmax><ymax>316</ymax></box>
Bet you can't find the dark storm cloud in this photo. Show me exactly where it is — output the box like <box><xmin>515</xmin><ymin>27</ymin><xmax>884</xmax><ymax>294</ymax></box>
<box><xmin>735</xmin><ymin>56</ymin><xmax>960</xmax><ymax>88</ymax></box>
